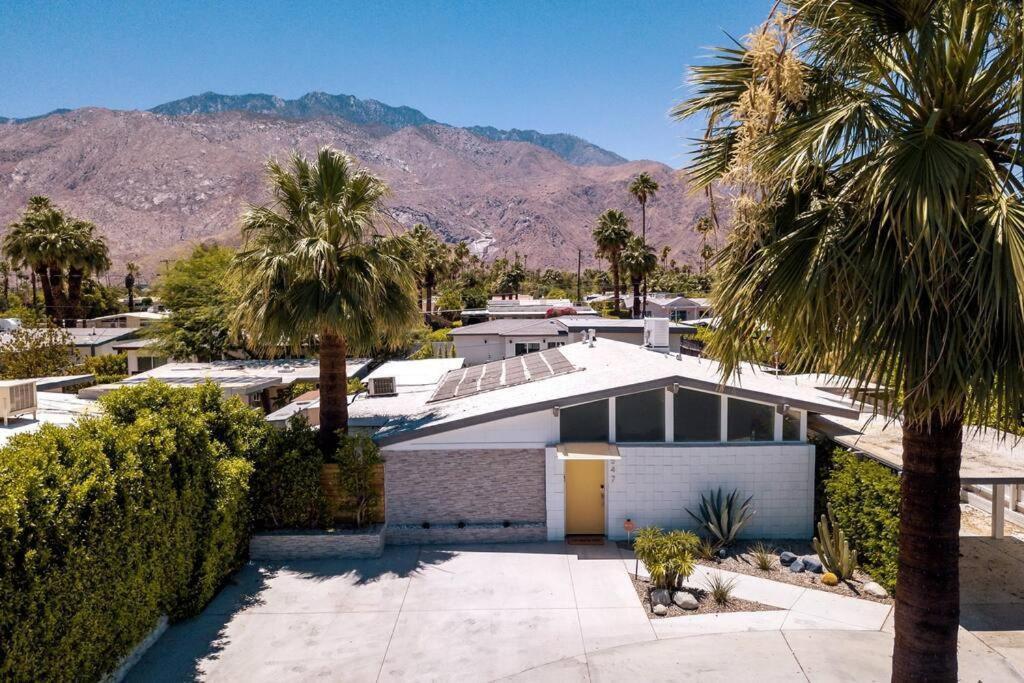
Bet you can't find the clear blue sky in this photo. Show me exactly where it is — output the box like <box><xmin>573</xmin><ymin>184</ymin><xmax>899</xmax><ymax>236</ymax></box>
<box><xmin>0</xmin><ymin>1</ymin><xmax>768</xmax><ymax>166</ymax></box>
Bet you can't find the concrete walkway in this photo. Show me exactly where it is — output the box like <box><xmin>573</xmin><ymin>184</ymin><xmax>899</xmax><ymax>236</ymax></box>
<box><xmin>128</xmin><ymin>541</ymin><xmax>1023</xmax><ymax>682</ymax></box>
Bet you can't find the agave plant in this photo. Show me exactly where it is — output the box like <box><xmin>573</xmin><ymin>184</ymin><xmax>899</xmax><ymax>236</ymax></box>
<box><xmin>687</xmin><ymin>488</ymin><xmax>755</xmax><ymax>546</ymax></box>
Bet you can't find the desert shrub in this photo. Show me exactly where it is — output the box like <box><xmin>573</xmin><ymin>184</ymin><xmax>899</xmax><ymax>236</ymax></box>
<box><xmin>333</xmin><ymin>434</ymin><xmax>384</xmax><ymax>528</ymax></box>
<box><xmin>823</xmin><ymin>448</ymin><xmax>900</xmax><ymax>593</ymax></box>
<box><xmin>633</xmin><ymin>527</ymin><xmax>699</xmax><ymax>588</ymax></box>
<box><xmin>705</xmin><ymin>571</ymin><xmax>737</xmax><ymax>605</ymax></box>
<box><xmin>250</xmin><ymin>417</ymin><xmax>327</xmax><ymax>530</ymax></box>
<box><xmin>749</xmin><ymin>541</ymin><xmax>776</xmax><ymax>571</ymax></box>
<box><xmin>0</xmin><ymin>380</ymin><xmax>272</xmax><ymax>682</ymax></box>
<box><xmin>0</xmin><ymin>316</ymin><xmax>74</xmax><ymax>379</ymax></box>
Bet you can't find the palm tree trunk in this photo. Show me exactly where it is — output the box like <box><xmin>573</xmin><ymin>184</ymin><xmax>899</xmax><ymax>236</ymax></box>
<box><xmin>641</xmin><ymin>202</ymin><xmax>648</xmax><ymax>318</ymax></box>
<box><xmin>67</xmin><ymin>266</ymin><xmax>84</xmax><ymax>320</ymax></box>
<box><xmin>425</xmin><ymin>271</ymin><xmax>434</xmax><ymax>323</ymax></box>
<box><xmin>47</xmin><ymin>266</ymin><xmax>69</xmax><ymax>323</ymax></box>
<box><xmin>318</xmin><ymin>331</ymin><xmax>349</xmax><ymax>453</ymax></box>
<box><xmin>891</xmin><ymin>411</ymin><xmax>962</xmax><ymax>682</ymax></box>
<box><xmin>632</xmin><ymin>277</ymin><xmax>641</xmax><ymax>319</ymax></box>
<box><xmin>612</xmin><ymin>257</ymin><xmax>621</xmax><ymax>314</ymax></box>
<box><xmin>35</xmin><ymin>266</ymin><xmax>56</xmax><ymax>319</ymax></box>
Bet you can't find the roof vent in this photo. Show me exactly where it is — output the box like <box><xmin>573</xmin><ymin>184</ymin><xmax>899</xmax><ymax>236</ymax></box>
<box><xmin>368</xmin><ymin>376</ymin><xmax>397</xmax><ymax>397</ymax></box>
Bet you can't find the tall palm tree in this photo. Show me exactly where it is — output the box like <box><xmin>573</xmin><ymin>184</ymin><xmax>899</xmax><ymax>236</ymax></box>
<box><xmin>232</xmin><ymin>147</ymin><xmax>420</xmax><ymax>452</ymax></box>
<box><xmin>628</xmin><ymin>172</ymin><xmax>660</xmax><ymax>315</ymax></box>
<box><xmin>592</xmin><ymin>209</ymin><xmax>631</xmax><ymax>314</ymax></box>
<box><xmin>124</xmin><ymin>262</ymin><xmax>140</xmax><ymax>311</ymax></box>
<box><xmin>620</xmin><ymin>235</ymin><xmax>657</xmax><ymax>319</ymax></box>
<box><xmin>451</xmin><ymin>241</ymin><xmax>470</xmax><ymax>281</ymax></box>
<box><xmin>693</xmin><ymin>215</ymin><xmax>715</xmax><ymax>274</ymax></box>
<box><xmin>3</xmin><ymin>197</ymin><xmax>64</xmax><ymax>320</ymax></box>
<box><xmin>65</xmin><ymin>220</ymin><xmax>110</xmax><ymax>320</ymax></box>
<box><xmin>675</xmin><ymin>2</ymin><xmax>1022</xmax><ymax>680</ymax></box>
<box><xmin>409</xmin><ymin>223</ymin><xmax>448</xmax><ymax>321</ymax></box>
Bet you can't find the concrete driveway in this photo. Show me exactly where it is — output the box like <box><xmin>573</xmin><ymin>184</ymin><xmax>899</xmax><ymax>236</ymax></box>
<box><xmin>129</xmin><ymin>540</ymin><xmax>1023</xmax><ymax>682</ymax></box>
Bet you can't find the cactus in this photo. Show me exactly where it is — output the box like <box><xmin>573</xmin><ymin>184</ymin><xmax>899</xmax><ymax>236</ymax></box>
<box><xmin>821</xmin><ymin>572</ymin><xmax>839</xmax><ymax>586</ymax></box>
<box><xmin>813</xmin><ymin>504</ymin><xmax>858</xmax><ymax>580</ymax></box>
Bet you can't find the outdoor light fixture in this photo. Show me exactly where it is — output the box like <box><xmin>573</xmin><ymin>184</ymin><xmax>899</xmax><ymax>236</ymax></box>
<box><xmin>552</xmin><ymin>405</ymin><xmax>560</xmax><ymax>417</ymax></box>
<box><xmin>776</xmin><ymin>403</ymin><xmax>790</xmax><ymax>415</ymax></box>
<box><xmin>671</xmin><ymin>383</ymin><xmax>680</xmax><ymax>394</ymax></box>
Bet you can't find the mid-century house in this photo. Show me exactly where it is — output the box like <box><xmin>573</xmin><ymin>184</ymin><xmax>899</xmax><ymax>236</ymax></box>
<box><xmin>65</xmin><ymin>327</ymin><xmax>142</xmax><ymax>360</ymax></box>
<box><xmin>450</xmin><ymin>316</ymin><xmax>696</xmax><ymax>365</ymax></box>
<box><xmin>273</xmin><ymin>338</ymin><xmax>859</xmax><ymax>545</ymax></box>
<box><xmin>83</xmin><ymin>311</ymin><xmax>168</xmax><ymax>328</ymax></box>
<box><xmin>643</xmin><ymin>295</ymin><xmax>714</xmax><ymax>321</ymax></box>
<box><xmin>111</xmin><ymin>338</ymin><xmax>168</xmax><ymax>375</ymax></box>
<box><xmin>78</xmin><ymin>358</ymin><xmax>370</xmax><ymax>413</ymax></box>
<box><xmin>461</xmin><ymin>297</ymin><xmax>598</xmax><ymax>323</ymax></box>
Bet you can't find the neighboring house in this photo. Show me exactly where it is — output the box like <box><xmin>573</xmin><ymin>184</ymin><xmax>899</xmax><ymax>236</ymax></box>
<box><xmin>78</xmin><ymin>358</ymin><xmax>371</xmax><ymax>412</ymax></box>
<box><xmin>266</xmin><ymin>357</ymin><xmax>465</xmax><ymax>432</ymax></box>
<box><xmin>0</xmin><ymin>388</ymin><xmax>99</xmax><ymax>448</ymax></box>
<box><xmin>276</xmin><ymin>339</ymin><xmax>858</xmax><ymax>545</ymax></box>
<box><xmin>112</xmin><ymin>338</ymin><xmax>169</xmax><ymax>375</ymax></box>
<box><xmin>450</xmin><ymin>316</ymin><xmax>695</xmax><ymax>365</ymax></box>
<box><xmin>643</xmin><ymin>294</ymin><xmax>713</xmax><ymax>322</ymax></box>
<box><xmin>65</xmin><ymin>327</ymin><xmax>141</xmax><ymax>360</ymax></box>
<box><xmin>461</xmin><ymin>297</ymin><xmax>598</xmax><ymax>322</ymax></box>
<box><xmin>83</xmin><ymin>311</ymin><xmax>168</xmax><ymax>328</ymax></box>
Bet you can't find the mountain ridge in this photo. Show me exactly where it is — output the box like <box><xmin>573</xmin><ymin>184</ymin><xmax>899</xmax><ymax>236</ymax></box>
<box><xmin>0</xmin><ymin>106</ymin><xmax>711</xmax><ymax>274</ymax></box>
<box><xmin>4</xmin><ymin>90</ymin><xmax>626</xmax><ymax>166</ymax></box>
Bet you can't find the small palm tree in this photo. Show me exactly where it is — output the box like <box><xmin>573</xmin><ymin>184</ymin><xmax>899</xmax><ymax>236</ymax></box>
<box><xmin>620</xmin><ymin>235</ymin><xmax>657</xmax><ymax>319</ymax></box>
<box><xmin>592</xmin><ymin>209</ymin><xmax>631</xmax><ymax>314</ymax></box>
<box><xmin>232</xmin><ymin>147</ymin><xmax>421</xmax><ymax>452</ymax></box>
<box><xmin>693</xmin><ymin>215</ymin><xmax>715</xmax><ymax>274</ymax></box>
<box><xmin>124</xmin><ymin>262</ymin><xmax>140</xmax><ymax>311</ymax></box>
<box><xmin>628</xmin><ymin>172</ymin><xmax>660</xmax><ymax>315</ymax></box>
<box><xmin>676</xmin><ymin>2</ymin><xmax>1022</xmax><ymax>678</ymax></box>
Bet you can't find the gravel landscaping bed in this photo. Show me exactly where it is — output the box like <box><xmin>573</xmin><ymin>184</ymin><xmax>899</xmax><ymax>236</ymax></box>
<box><xmin>630</xmin><ymin>574</ymin><xmax>781</xmax><ymax>619</ymax></box>
<box><xmin>696</xmin><ymin>539</ymin><xmax>893</xmax><ymax>605</ymax></box>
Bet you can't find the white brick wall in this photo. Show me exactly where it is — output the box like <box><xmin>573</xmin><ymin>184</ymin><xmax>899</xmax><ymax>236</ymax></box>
<box><xmin>545</xmin><ymin>447</ymin><xmax>566</xmax><ymax>540</ymax></box>
<box><xmin>605</xmin><ymin>444</ymin><xmax>815</xmax><ymax>540</ymax></box>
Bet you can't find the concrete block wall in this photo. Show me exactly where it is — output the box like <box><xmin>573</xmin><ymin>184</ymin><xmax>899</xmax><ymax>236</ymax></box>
<box><xmin>545</xmin><ymin>448</ymin><xmax>566</xmax><ymax>540</ymax></box>
<box><xmin>387</xmin><ymin>523</ymin><xmax>546</xmax><ymax>545</ymax></box>
<box><xmin>383</xmin><ymin>449</ymin><xmax>546</xmax><ymax>525</ymax></box>
<box><xmin>602</xmin><ymin>444</ymin><xmax>816</xmax><ymax>540</ymax></box>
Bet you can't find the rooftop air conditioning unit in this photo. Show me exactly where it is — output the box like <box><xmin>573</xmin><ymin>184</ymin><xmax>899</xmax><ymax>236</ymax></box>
<box><xmin>368</xmin><ymin>377</ymin><xmax>397</xmax><ymax>397</ymax></box>
<box><xmin>0</xmin><ymin>379</ymin><xmax>37</xmax><ymax>425</ymax></box>
<box><xmin>644</xmin><ymin>318</ymin><xmax>670</xmax><ymax>351</ymax></box>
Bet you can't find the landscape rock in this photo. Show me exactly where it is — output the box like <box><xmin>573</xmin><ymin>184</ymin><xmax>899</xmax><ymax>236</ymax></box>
<box><xmin>800</xmin><ymin>555</ymin><xmax>824</xmax><ymax>573</ymax></box>
<box><xmin>653</xmin><ymin>604</ymin><xmax>669</xmax><ymax>616</ymax></box>
<box><xmin>789</xmin><ymin>558</ymin><xmax>806</xmax><ymax>573</ymax></box>
<box><xmin>673</xmin><ymin>591</ymin><xmax>699</xmax><ymax>610</ymax></box>
<box><xmin>651</xmin><ymin>588</ymin><xmax>672</xmax><ymax>607</ymax></box>
<box><xmin>864</xmin><ymin>582</ymin><xmax>888</xmax><ymax>598</ymax></box>
<box><xmin>779</xmin><ymin>551</ymin><xmax>797</xmax><ymax>566</ymax></box>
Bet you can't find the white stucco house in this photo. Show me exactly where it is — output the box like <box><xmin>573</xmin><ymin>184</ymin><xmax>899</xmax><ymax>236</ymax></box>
<box><xmin>450</xmin><ymin>316</ymin><xmax>696</xmax><ymax>365</ymax></box>
<box><xmin>272</xmin><ymin>339</ymin><xmax>859</xmax><ymax>545</ymax></box>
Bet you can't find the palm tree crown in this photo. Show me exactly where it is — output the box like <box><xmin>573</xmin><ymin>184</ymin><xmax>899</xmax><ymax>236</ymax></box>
<box><xmin>676</xmin><ymin>2</ymin><xmax>1022</xmax><ymax>679</ymax></box>
<box><xmin>232</xmin><ymin>146</ymin><xmax>420</xmax><ymax>450</ymax></box>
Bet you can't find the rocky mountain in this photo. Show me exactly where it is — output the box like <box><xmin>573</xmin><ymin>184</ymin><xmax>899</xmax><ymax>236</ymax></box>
<box><xmin>0</xmin><ymin>106</ymin><xmax>714</xmax><ymax>275</ymax></box>
<box><xmin>148</xmin><ymin>91</ymin><xmax>625</xmax><ymax>166</ymax></box>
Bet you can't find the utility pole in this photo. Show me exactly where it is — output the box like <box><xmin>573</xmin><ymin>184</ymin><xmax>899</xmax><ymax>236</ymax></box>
<box><xmin>576</xmin><ymin>248</ymin><xmax>582</xmax><ymax>305</ymax></box>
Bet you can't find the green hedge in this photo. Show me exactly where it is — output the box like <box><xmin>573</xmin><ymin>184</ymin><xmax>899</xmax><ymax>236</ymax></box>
<box><xmin>822</xmin><ymin>448</ymin><xmax>901</xmax><ymax>593</ymax></box>
<box><xmin>0</xmin><ymin>381</ymin><xmax>275</xmax><ymax>682</ymax></box>
<box><xmin>250</xmin><ymin>417</ymin><xmax>327</xmax><ymax>530</ymax></box>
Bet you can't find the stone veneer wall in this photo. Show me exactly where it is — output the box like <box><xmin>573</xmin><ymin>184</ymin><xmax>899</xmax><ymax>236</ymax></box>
<box><xmin>383</xmin><ymin>448</ymin><xmax>547</xmax><ymax>543</ymax></box>
<box><xmin>250</xmin><ymin>526</ymin><xmax>385</xmax><ymax>560</ymax></box>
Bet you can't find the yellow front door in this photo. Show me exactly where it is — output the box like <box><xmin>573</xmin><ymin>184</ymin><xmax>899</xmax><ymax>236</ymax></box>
<box><xmin>565</xmin><ymin>459</ymin><xmax>605</xmax><ymax>535</ymax></box>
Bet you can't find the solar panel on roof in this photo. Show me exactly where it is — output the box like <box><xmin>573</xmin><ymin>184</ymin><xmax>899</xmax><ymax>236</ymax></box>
<box><xmin>427</xmin><ymin>348</ymin><xmax>578</xmax><ymax>402</ymax></box>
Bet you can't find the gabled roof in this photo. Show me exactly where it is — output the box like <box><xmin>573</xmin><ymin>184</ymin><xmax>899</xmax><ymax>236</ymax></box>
<box><xmin>65</xmin><ymin>327</ymin><xmax>140</xmax><ymax>346</ymax></box>
<box><xmin>373</xmin><ymin>338</ymin><xmax>860</xmax><ymax>446</ymax></box>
